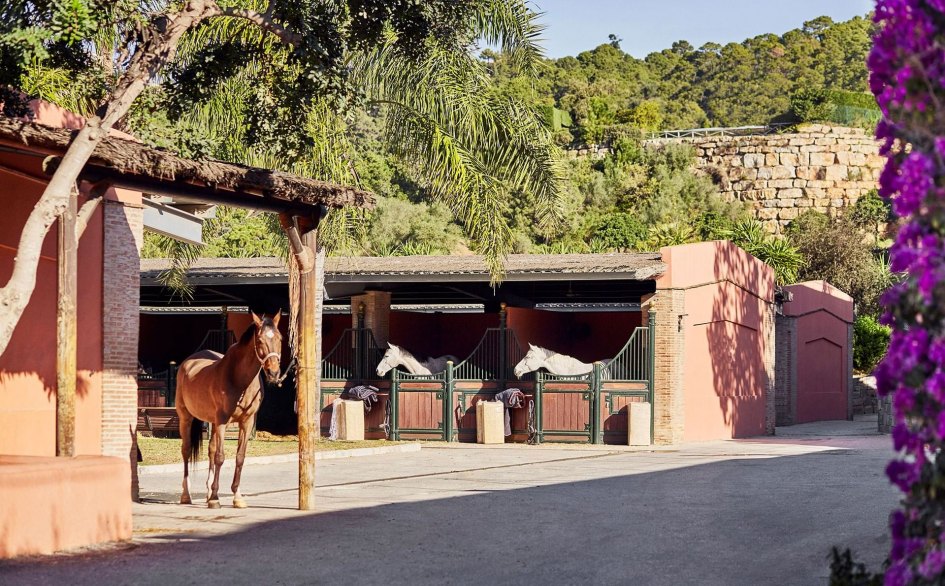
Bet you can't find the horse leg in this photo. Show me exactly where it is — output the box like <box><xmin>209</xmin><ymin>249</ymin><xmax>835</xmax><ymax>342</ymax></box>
<box><xmin>178</xmin><ymin>411</ymin><xmax>193</xmax><ymax>505</ymax></box>
<box><xmin>231</xmin><ymin>418</ymin><xmax>252</xmax><ymax>509</ymax></box>
<box><xmin>207</xmin><ymin>423</ymin><xmax>226</xmax><ymax>509</ymax></box>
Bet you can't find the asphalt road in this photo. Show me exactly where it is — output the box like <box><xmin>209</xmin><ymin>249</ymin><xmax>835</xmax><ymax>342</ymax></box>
<box><xmin>1</xmin><ymin>420</ymin><xmax>898</xmax><ymax>585</ymax></box>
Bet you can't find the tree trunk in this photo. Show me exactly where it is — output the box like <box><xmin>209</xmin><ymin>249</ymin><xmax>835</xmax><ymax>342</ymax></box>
<box><xmin>0</xmin><ymin>0</ymin><xmax>222</xmax><ymax>358</ymax></box>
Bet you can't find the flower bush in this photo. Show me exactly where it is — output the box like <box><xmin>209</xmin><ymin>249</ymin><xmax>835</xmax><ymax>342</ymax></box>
<box><xmin>870</xmin><ymin>1</ymin><xmax>945</xmax><ymax>583</ymax></box>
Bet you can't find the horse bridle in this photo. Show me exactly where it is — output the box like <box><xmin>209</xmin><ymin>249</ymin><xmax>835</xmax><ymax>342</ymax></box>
<box><xmin>254</xmin><ymin>336</ymin><xmax>281</xmax><ymax>367</ymax></box>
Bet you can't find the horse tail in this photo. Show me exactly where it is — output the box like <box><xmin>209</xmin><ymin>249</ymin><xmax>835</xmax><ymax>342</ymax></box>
<box><xmin>189</xmin><ymin>418</ymin><xmax>203</xmax><ymax>466</ymax></box>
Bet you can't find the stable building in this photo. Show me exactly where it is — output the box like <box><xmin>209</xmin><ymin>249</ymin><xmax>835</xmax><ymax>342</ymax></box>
<box><xmin>140</xmin><ymin>240</ymin><xmax>844</xmax><ymax>447</ymax></box>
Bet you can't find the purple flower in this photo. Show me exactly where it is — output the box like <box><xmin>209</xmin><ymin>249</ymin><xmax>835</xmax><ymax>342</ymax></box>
<box><xmin>920</xmin><ymin>548</ymin><xmax>945</xmax><ymax>579</ymax></box>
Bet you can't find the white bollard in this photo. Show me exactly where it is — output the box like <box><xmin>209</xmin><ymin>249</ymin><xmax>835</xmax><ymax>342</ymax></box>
<box><xmin>476</xmin><ymin>401</ymin><xmax>505</xmax><ymax>444</ymax></box>
<box><xmin>628</xmin><ymin>402</ymin><xmax>652</xmax><ymax>446</ymax></box>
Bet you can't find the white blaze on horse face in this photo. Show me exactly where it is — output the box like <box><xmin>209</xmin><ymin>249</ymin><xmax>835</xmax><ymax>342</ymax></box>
<box><xmin>265</xmin><ymin>330</ymin><xmax>275</xmax><ymax>339</ymax></box>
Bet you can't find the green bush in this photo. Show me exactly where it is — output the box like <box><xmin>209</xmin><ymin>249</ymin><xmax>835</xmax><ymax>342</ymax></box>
<box><xmin>790</xmin><ymin>87</ymin><xmax>836</xmax><ymax>122</ymax></box>
<box><xmin>853</xmin><ymin>315</ymin><xmax>890</xmax><ymax>374</ymax></box>
<box><xmin>591</xmin><ymin>213</ymin><xmax>647</xmax><ymax>251</ymax></box>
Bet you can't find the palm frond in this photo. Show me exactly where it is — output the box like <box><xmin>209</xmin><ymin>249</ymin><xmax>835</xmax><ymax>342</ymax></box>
<box><xmin>471</xmin><ymin>0</ymin><xmax>547</xmax><ymax>76</ymax></box>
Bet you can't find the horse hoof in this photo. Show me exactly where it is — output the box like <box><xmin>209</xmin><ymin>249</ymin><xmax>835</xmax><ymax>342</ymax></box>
<box><xmin>180</xmin><ymin>495</ymin><xmax>192</xmax><ymax>505</ymax></box>
<box><xmin>233</xmin><ymin>499</ymin><xmax>248</xmax><ymax>509</ymax></box>
<box><xmin>207</xmin><ymin>500</ymin><xmax>221</xmax><ymax>509</ymax></box>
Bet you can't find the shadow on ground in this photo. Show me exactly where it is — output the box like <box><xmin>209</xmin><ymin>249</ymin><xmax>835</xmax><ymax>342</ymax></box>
<box><xmin>0</xmin><ymin>445</ymin><xmax>896</xmax><ymax>586</ymax></box>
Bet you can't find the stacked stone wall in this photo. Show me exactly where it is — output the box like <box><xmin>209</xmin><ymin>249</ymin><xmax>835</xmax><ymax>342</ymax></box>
<box><xmin>652</xmin><ymin>125</ymin><xmax>883</xmax><ymax>233</ymax></box>
<box><xmin>568</xmin><ymin>125</ymin><xmax>883</xmax><ymax>234</ymax></box>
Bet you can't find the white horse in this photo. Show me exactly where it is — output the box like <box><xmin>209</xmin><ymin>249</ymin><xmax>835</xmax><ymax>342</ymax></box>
<box><xmin>513</xmin><ymin>343</ymin><xmax>611</xmax><ymax>379</ymax></box>
<box><xmin>376</xmin><ymin>343</ymin><xmax>459</xmax><ymax>376</ymax></box>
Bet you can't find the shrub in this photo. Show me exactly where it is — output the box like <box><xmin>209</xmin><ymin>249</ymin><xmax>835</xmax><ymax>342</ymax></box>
<box><xmin>790</xmin><ymin>87</ymin><xmax>836</xmax><ymax>122</ymax></box>
<box><xmin>591</xmin><ymin>212</ymin><xmax>647</xmax><ymax>251</ymax></box>
<box><xmin>787</xmin><ymin>211</ymin><xmax>892</xmax><ymax>317</ymax></box>
<box><xmin>853</xmin><ymin>315</ymin><xmax>890</xmax><ymax>374</ymax></box>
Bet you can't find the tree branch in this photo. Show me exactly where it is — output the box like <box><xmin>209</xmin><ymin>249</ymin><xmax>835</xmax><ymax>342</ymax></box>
<box><xmin>218</xmin><ymin>8</ymin><xmax>302</xmax><ymax>46</ymax></box>
<box><xmin>77</xmin><ymin>196</ymin><xmax>102</xmax><ymax>239</ymax></box>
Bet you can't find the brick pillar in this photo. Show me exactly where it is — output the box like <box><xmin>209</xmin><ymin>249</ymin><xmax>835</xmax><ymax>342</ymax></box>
<box><xmin>647</xmin><ymin>289</ymin><xmax>686</xmax><ymax>445</ymax></box>
<box><xmin>763</xmin><ymin>302</ymin><xmax>777</xmax><ymax>435</ymax></box>
<box><xmin>775</xmin><ymin>314</ymin><xmax>798</xmax><ymax>426</ymax></box>
<box><xmin>101</xmin><ymin>199</ymin><xmax>143</xmax><ymax>501</ymax></box>
<box><xmin>351</xmin><ymin>291</ymin><xmax>391</xmax><ymax>347</ymax></box>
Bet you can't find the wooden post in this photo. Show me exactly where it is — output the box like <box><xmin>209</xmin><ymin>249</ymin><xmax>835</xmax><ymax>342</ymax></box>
<box><xmin>297</xmin><ymin>227</ymin><xmax>320</xmax><ymax>510</ymax></box>
<box><xmin>56</xmin><ymin>187</ymin><xmax>78</xmax><ymax>457</ymax></box>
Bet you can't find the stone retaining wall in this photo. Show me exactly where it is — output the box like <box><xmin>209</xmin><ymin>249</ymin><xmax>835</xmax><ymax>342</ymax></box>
<box><xmin>568</xmin><ymin>125</ymin><xmax>884</xmax><ymax>234</ymax></box>
<box><xmin>650</xmin><ymin>125</ymin><xmax>884</xmax><ymax>233</ymax></box>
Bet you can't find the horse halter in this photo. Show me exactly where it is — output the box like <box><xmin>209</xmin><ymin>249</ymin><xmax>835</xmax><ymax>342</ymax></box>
<box><xmin>254</xmin><ymin>332</ymin><xmax>281</xmax><ymax>367</ymax></box>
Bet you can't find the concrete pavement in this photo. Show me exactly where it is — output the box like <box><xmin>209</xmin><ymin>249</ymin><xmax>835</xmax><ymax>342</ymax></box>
<box><xmin>0</xmin><ymin>417</ymin><xmax>898</xmax><ymax>585</ymax></box>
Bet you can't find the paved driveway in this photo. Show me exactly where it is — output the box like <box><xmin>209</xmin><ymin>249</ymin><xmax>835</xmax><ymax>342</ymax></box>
<box><xmin>1</xmin><ymin>419</ymin><xmax>898</xmax><ymax>585</ymax></box>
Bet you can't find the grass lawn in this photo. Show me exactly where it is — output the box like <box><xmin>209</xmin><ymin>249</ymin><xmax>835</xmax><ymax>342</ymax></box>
<box><xmin>138</xmin><ymin>432</ymin><xmax>400</xmax><ymax>466</ymax></box>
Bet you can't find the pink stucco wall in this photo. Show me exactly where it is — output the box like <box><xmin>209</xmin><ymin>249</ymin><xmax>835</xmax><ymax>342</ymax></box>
<box><xmin>783</xmin><ymin>281</ymin><xmax>853</xmax><ymax>423</ymax></box>
<box><xmin>658</xmin><ymin>241</ymin><xmax>775</xmax><ymax>441</ymax></box>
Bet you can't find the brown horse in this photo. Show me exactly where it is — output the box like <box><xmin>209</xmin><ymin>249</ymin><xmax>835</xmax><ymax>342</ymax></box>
<box><xmin>176</xmin><ymin>311</ymin><xmax>283</xmax><ymax>509</ymax></box>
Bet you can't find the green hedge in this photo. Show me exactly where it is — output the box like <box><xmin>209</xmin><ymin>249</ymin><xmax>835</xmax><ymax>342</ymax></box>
<box><xmin>853</xmin><ymin>315</ymin><xmax>890</xmax><ymax>374</ymax></box>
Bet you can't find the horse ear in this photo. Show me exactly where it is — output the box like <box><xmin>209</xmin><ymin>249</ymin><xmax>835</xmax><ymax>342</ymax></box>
<box><xmin>529</xmin><ymin>343</ymin><xmax>537</xmax><ymax>350</ymax></box>
<box><xmin>388</xmin><ymin>342</ymin><xmax>396</xmax><ymax>349</ymax></box>
<box><xmin>251</xmin><ymin>311</ymin><xmax>262</xmax><ymax>328</ymax></box>
<box><xmin>272</xmin><ymin>310</ymin><xmax>281</xmax><ymax>328</ymax></box>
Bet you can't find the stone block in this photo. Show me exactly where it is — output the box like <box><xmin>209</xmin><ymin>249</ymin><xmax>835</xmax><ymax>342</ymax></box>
<box><xmin>810</xmin><ymin>152</ymin><xmax>836</xmax><ymax>166</ymax></box>
<box><xmin>765</xmin><ymin>153</ymin><xmax>780</xmax><ymax>166</ymax></box>
<box><xmin>336</xmin><ymin>400</ymin><xmax>365</xmax><ymax>441</ymax></box>
<box><xmin>780</xmin><ymin>188</ymin><xmax>803</xmax><ymax>199</ymax></box>
<box><xmin>743</xmin><ymin>153</ymin><xmax>765</xmax><ymax>168</ymax></box>
<box><xmin>778</xmin><ymin>208</ymin><xmax>800</xmax><ymax>220</ymax></box>
<box><xmin>757</xmin><ymin>208</ymin><xmax>778</xmax><ymax>220</ymax></box>
<box><xmin>815</xmin><ymin>137</ymin><xmax>838</xmax><ymax>146</ymax></box>
<box><xmin>825</xmin><ymin>165</ymin><xmax>849</xmax><ymax>181</ymax></box>
<box><xmin>800</xmin><ymin>144</ymin><xmax>826</xmax><ymax>153</ymax></box>
<box><xmin>628</xmin><ymin>402</ymin><xmax>652</xmax><ymax>446</ymax></box>
<box><xmin>756</xmin><ymin>167</ymin><xmax>773</xmax><ymax>180</ymax></box>
<box><xmin>830</xmin><ymin>198</ymin><xmax>845</xmax><ymax>207</ymax></box>
<box><xmin>796</xmin><ymin>198</ymin><xmax>814</xmax><ymax>207</ymax></box>
<box><xmin>796</xmin><ymin>166</ymin><xmax>827</xmax><ymax>181</ymax></box>
<box><xmin>777</xmin><ymin>199</ymin><xmax>795</xmax><ymax>208</ymax></box>
<box><xmin>780</xmin><ymin>153</ymin><xmax>800</xmax><ymax>166</ymax></box>
<box><xmin>769</xmin><ymin>179</ymin><xmax>795</xmax><ymax>189</ymax></box>
<box><xmin>803</xmin><ymin>187</ymin><xmax>826</xmax><ymax>199</ymax></box>
<box><xmin>476</xmin><ymin>400</ymin><xmax>505</xmax><ymax>444</ymax></box>
<box><xmin>770</xmin><ymin>166</ymin><xmax>796</xmax><ymax>179</ymax></box>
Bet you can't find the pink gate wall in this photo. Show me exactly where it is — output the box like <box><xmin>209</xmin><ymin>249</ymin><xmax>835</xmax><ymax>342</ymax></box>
<box><xmin>780</xmin><ymin>281</ymin><xmax>853</xmax><ymax>424</ymax></box>
<box><xmin>657</xmin><ymin>241</ymin><xmax>775</xmax><ymax>442</ymax></box>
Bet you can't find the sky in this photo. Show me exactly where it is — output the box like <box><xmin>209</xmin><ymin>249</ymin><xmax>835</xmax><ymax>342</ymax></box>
<box><xmin>530</xmin><ymin>0</ymin><xmax>875</xmax><ymax>58</ymax></box>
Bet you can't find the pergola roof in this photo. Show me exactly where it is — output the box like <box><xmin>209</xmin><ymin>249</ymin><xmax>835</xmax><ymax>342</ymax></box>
<box><xmin>0</xmin><ymin>117</ymin><xmax>374</xmax><ymax>211</ymax></box>
<box><xmin>140</xmin><ymin>254</ymin><xmax>665</xmax><ymax>309</ymax></box>
<box><xmin>141</xmin><ymin>253</ymin><xmax>666</xmax><ymax>284</ymax></box>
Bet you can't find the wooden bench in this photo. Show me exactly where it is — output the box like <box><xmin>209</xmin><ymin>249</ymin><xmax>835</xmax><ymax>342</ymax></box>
<box><xmin>136</xmin><ymin>408</ymin><xmax>248</xmax><ymax>441</ymax></box>
<box><xmin>137</xmin><ymin>407</ymin><xmax>180</xmax><ymax>437</ymax></box>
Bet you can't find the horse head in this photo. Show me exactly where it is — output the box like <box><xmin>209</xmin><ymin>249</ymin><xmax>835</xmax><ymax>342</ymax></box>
<box><xmin>252</xmin><ymin>311</ymin><xmax>283</xmax><ymax>384</ymax></box>
<box><xmin>514</xmin><ymin>343</ymin><xmax>550</xmax><ymax>378</ymax></box>
<box><xmin>376</xmin><ymin>343</ymin><xmax>402</xmax><ymax>376</ymax></box>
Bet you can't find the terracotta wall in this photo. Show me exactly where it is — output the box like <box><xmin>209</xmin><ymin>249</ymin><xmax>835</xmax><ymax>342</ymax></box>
<box><xmin>657</xmin><ymin>241</ymin><xmax>775</xmax><ymax>441</ymax></box>
<box><xmin>389</xmin><ymin>312</ymin><xmax>500</xmax><ymax>360</ymax></box>
<box><xmin>506</xmin><ymin>308</ymin><xmax>642</xmax><ymax>362</ymax></box>
<box><xmin>782</xmin><ymin>281</ymin><xmax>854</xmax><ymax>424</ymax></box>
<box><xmin>0</xmin><ymin>168</ymin><xmax>104</xmax><ymax>456</ymax></box>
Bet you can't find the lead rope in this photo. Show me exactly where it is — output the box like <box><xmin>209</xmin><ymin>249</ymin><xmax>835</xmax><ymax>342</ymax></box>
<box><xmin>527</xmin><ymin>399</ymin><xmax>538</xmax><ymax>445</ymax></box>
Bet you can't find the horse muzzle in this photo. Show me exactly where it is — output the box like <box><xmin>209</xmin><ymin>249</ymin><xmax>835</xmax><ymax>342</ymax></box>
<box><xmin>263</xmin><ymin>367</ymin><xmax>282</xmax><ymax>385</ymax></box>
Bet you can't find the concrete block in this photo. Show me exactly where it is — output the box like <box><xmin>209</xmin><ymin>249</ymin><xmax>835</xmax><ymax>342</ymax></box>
<box><xmin>337</xmin><ymin>400</ymin><xmax>365</xmax><ymax>441</ymax></box>
<box><xmin>477</xmin><ymin>401</ymin><xmax>505</xmax><ymax>444</ymax></box>
<box><xmin>628</xmin><ymin>403</ymin><xmax>652</xmax><ymax>446</ymax></box>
